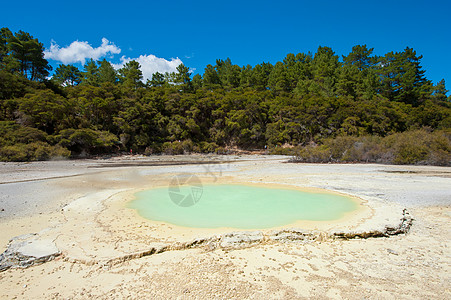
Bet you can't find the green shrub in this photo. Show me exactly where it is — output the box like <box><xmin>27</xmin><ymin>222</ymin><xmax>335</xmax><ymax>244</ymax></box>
<box><xmin>345</xmin><ymin>136</ymin><xmax>384</xmax><ymax>163</ymax></box>
<box><xmin>0</xmin><ymin>121</ymin><xmax>49</xmax><ymax>146</ymax></box>
<box><xmin>290</xmin><ymin>129</ymin><xmax>451</xmax><ymax>166</ymax></box>
<box><xmin>181</xmin><ymin>139</ymin><xmax>193</xmax><ymax>153</ymax></box>
<box><xmin>215</xmin><ymin>146</ymin><xmax>227</xmax><ymax>154</ymax></box>
<box><xmin>324</xmin><ymin>136</ymin><xmax>359</xmax><ymax>161</ymax></box>
<box><xmin>0</xmin><ymin>142</ymin><xmax>70</xmax><ymax>162</ymax></box>
<box><xmin>199</xmin><ymin>141</ymin><xmax>218</xmax><ymax>153</ymax></box>
<box><xmin>270</xmin><ymin>146</ymin><xmax>296</xmax><ymax>155</ymax></box>
<box><xmin>384</xmin><ymin>129</ymin><xmax>447</xmax><ymax>165</ymax></box>
<box><xmin>0</xmin><ymin>144</ymin><xmax>29</xmax><ymax>161</ymax></box>
<box><xmin>162</xmin><ymin>141</ymin><xmax>184</xmax><ymax>155</ymax></box>
<box><xmin>144</xmin><ymin>143</ymin><xmax>162</xmax><ymax>155</ymax></box>
<box><xmin>393</xmin><ymin>142</ymin><xmax>429</xmax><ymax>164</ymax></box>
<box><xmin>428</xmin><ymin>149</ymin><xmax>450</xmax><ymax>166</ymax></box>
<box><xmin>161</xmin><ymin>140</ymin><xmax>196</xmax><ymax>155</ymax></box>
<box><xmin>55</xmin><ymin>128</ymin><xmax>119</xmax><ymax>154</ymax></box>
<box><xmin>293</xmin><ymin>144</ymin><xmax>331</xmax><ymax>163</ymax></box>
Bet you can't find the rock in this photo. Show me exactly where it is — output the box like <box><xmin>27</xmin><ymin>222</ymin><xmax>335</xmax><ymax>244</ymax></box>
<box><xmin>387</xmin><ymin>249</ymin><xmax>398</xmax><ymax>255</ymax></box>
<box><xmin>0</xmin><ymin>234</ymin><xmax>60</xmax><ymax>272</ymax></box>
<box><xmin>268</xmin><ymin>229</ymin><xmax>315</xmax><ymax>242</ymax></box>
<box><xmin>333</xmin><ymin>209</ymin><xmax>413</xmax><ymax>240</ymax></box>
<box><xmin>219</xmin><ymin>231</ymin><xmax>264</xmax><ymax>249</ymax></box>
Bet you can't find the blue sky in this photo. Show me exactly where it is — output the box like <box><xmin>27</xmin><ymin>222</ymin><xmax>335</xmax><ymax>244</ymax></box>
<box><xmin>3</xmin><ymin>0</ymin><xmax>451</xmax><ymax>89</ymax></box>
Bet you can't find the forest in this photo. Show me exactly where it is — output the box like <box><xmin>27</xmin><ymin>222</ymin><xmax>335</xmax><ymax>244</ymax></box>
<box><xmin>0</xmin><ymin>27</ymin><xmax>450</xmax><ymax>165</ymax></box>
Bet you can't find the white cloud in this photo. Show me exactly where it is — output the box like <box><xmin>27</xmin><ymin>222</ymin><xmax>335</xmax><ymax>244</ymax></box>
<box><xmin>44</xmin><ymin>38</ymin><xmax>121</xmax><ymax>64</ymax></box>
<box><xmin>113</xmin><ymin>55</ymin><xmax>183</xmax><ymax>82</ymax></box>
<box><xmin>44</xmin><ymin>37</ymin><xmax>184</xmax><ymax>82</ymax></box>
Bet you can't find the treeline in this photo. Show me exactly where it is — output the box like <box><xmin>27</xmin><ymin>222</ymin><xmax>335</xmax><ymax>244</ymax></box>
<box><xmin>0</xmin><ymin>27</ymin><xmax>450</xmax><ymax>164</ymax></box>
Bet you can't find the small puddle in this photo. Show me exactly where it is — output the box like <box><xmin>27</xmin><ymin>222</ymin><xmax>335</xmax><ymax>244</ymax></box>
<box><xmin>128</xmin><ymin>184</ymin><xmax>359</xmax><ymax>229</ymax></box>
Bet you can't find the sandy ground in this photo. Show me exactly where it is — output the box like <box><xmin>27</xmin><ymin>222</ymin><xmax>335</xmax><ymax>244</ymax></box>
<box><xmin>0</xmin><ymin>155</ymin><xmax>450</xmax><ymax>299</ymax></box>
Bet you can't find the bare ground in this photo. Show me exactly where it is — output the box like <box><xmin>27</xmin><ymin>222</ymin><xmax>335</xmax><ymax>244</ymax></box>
<box><xmin>0</xmin><ymin>155</ymin><xmax>450</xmax><ymax>299</ymax></box>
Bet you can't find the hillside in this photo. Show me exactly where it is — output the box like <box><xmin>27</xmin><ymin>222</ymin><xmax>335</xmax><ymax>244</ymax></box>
<box><xmin>0</xmin><ymin>27</ymin><xmax>450</xmax><ymax>165</ymax></box>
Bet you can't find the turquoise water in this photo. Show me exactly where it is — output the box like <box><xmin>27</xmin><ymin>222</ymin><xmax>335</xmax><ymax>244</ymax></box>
<box><xmin>128</xmin><ymin>184</ymin><xmax>358</xmax><ymax>229</ymax></box>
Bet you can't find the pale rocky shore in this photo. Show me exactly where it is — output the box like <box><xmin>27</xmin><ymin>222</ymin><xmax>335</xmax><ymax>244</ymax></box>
<box><xmin>0</xmin><ymin>155</ymin><xmax>450</xmax><ymax>299</ymax></box>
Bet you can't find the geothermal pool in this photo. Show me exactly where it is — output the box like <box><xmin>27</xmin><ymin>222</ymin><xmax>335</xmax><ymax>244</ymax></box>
<box><xmin>128</xmin><ymin>184</ymin><xmax>359</xmax><ymax>229</ymax></box>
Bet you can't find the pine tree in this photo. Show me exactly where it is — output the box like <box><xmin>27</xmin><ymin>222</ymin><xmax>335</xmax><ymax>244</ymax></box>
<box><xmin>149</xmin><ymin>72</ymin><xmax>165</xmax><ymax>87</ymax></box>
<box><xmin>118</xmin><ymin>60</ymin><xmax>143</xmax><ymax>89</ymax></box>
<box><xmin>6</xmin><ymin>30</ymin><xmax>52</xmax><ymax>81</ymax></box>
<box><xmin>98</xmin><ymin>59</ymin><xmax>117</xmax><ymax>85</ymax></box>
<box><xmin>432</xmin><ymin>79</ymin><xmax>449</xmax><ymax>102</ymax></box>
<box><xmin>52</xmin><ymin>64</ymin><xmax>82</xmax><ymax>86</ymax></box>
<box><xmin>82</xmin><ymin>59</ymin><xmax>99</xmax><ymax>86</ymax></box>
<box><xmin>377</xmin><ymin>47</ymin><xmax>431</xmax><ymax>105</ymax></box>
<box><xmin>174</xmin><ymin>64</ymin><xmax>192</xmax><ymax>92</ymax></box>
